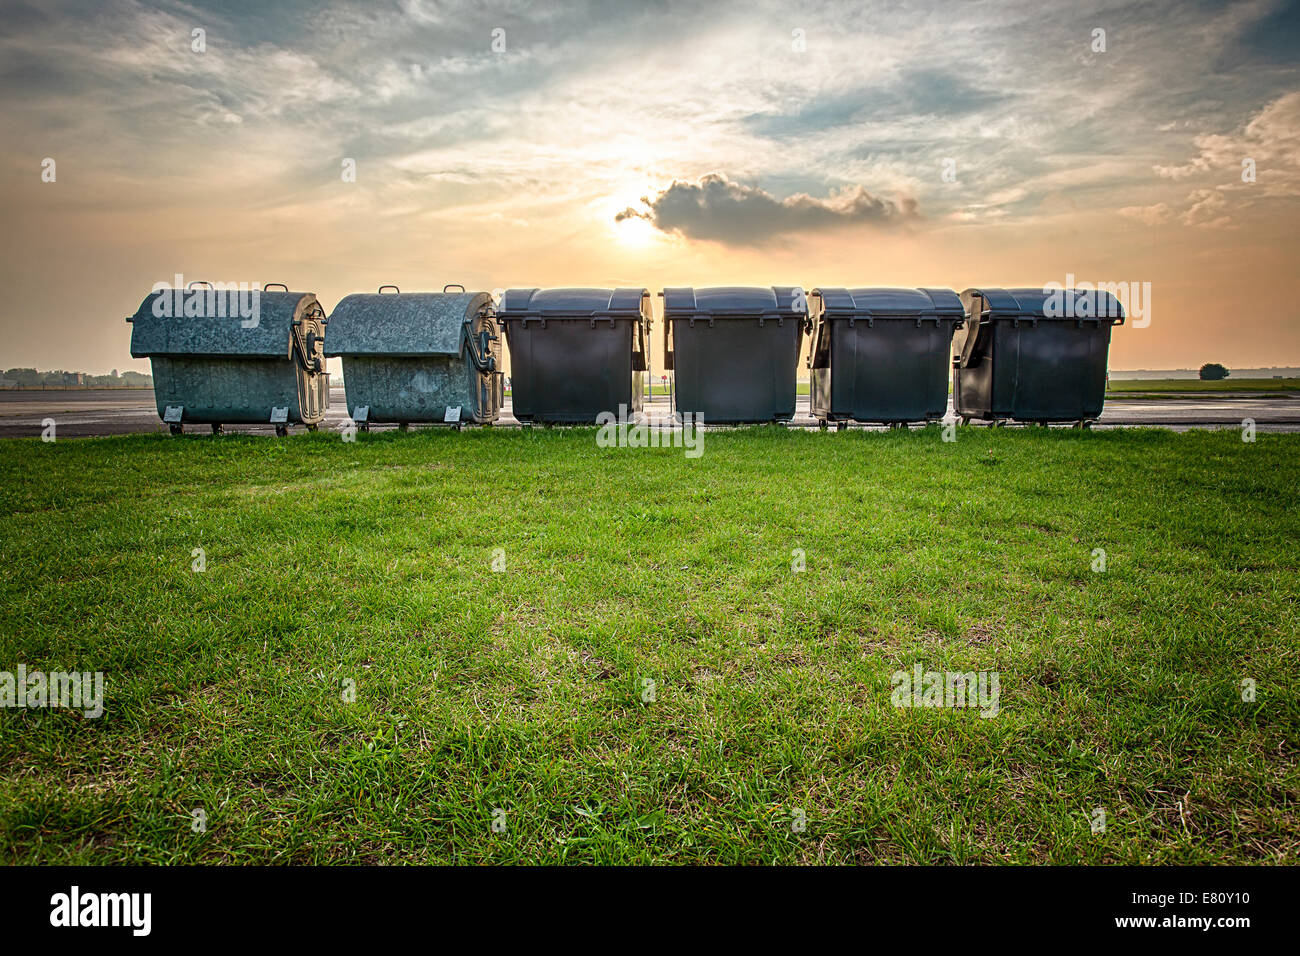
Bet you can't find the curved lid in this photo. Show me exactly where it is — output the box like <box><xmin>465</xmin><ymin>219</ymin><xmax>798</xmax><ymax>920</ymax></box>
<box><xmin>127</xmin><ymin>288</ymin><xmax>318</xmax><ymax>358</ymax></box>
<box><xmin>662</xmin><ymin>286</ymin><xmax>806</xmax><ymax>317</ymax></box>
<box><xmin>324</xmin><ymin>291</ymin><xmax>488</xmax><ymax>357</ymax></box>
<box><xmin>499</xmin><ymin>287</ymin><xmax>649</xmax><ymax>319</ymax></box>
<box><xmin>964</xmin><ymin>287</ymin><xmax>1125</xmax><ymax>321</ymax></box>
<box><xmin>813</xmin><ymin>287</ymin><xmax>963</xmax><ymax>317</ymax></box>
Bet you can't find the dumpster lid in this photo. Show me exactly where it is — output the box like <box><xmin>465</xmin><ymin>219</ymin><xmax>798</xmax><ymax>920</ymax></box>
<box><xmin>498</xmin><ymin>287</ymin><xmax>650</xmax><ymax>320</ymax></box>
<box><xmin>965</xmin><ymin>287</ymin><xmax>1125</xmax><ymax>322</ymax></box>
<box><xmin>324</xmin><ymin>291</ymin><xmax>490</xmax><ymax>357</ymax></box>
<box><xmin>662</xmin><ymin>286</ymin><xmax>806</xmax><ymax>318</ymax></box>
<box><xmin>813</xmin><ymin>287</ymin><xmax>963</xmax><ymax>318</ymax></box>
<box><xmin>127</xmin><ymin>288</ymin><xmax>321</xmax><ymax>358</ymax></box>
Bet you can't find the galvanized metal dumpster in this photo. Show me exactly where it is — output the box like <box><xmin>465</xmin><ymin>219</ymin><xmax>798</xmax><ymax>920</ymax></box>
<box><xmin>126</xmin><ymin>281</ymin><xmax>328</xmax><ymax>435</ymax></box>
<box><xmin>497</xmin><ymin>288</ymin><xmax>651</xmax><ymax>423</ymax></box>
<box><xmin>953</xmin><ymin>286</ymin><xmax>1125</xmax><ymax>425</ymax></box>
<box><xmin>324</xmin><ymin>285</ymin><xmax>502</xmax><ymax>429</ymax></box>
<box><xmin>808</xmin><ymin>287</ymin><xmax>964</xmax><ymax>426</ymax></box>
<box><xmin>662</xmin><ymin>287</ymin><xmax>805</xmax><ymax>423</ymax></box>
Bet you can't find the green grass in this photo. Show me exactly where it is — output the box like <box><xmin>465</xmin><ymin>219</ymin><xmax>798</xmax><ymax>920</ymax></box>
<box><xmin>0</xmin><ymin>428</ymin><xmax>1296</xmax><ymax>864</ymax></box>
<box><xmin>1107</xmin><ymin>378</ymin><xmax>1300</xmax><ymax>394</ymax></box>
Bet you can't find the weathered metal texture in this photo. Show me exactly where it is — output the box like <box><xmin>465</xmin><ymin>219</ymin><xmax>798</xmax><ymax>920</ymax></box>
<box><xmin>325</xmin><ymin>290</ymin><xmax>502</xmax><ymax>424</ymax></box>
<box><xmin>953</xmin><ymin>287</ymin><xmax>1125</xmax><ymax>423</ymax></box>
<box><xmin>127</xmin><ymin>287</ymin><xmax>328</xmax><ymax>426</ymax></box>
<box><xmin>662</xmin><ymin>286</ymin><xmax>805</xmax><ymax>423</ymax></box>
<box><xmin>808</xmin><ymin>287</ymin><xmax>963</xmax><ymax>424</ymax></box>
<box><xmin>497</xmin><ymin>288</ymin><xmax>650</xmax><ymax>423</ymax></box>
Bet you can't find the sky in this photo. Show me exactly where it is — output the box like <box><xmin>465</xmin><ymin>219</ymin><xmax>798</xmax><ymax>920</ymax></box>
<box><xmin>1</xmin><ymin>0</ymin><xmax>1298</xmax><ymax>374</ymax></box>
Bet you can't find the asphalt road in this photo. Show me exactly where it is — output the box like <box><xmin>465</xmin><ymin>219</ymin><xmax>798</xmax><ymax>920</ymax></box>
<box><xmin>2</xmin><ymin>388</ymin><xmax>1298</xmax><ymax>438</ymax></box>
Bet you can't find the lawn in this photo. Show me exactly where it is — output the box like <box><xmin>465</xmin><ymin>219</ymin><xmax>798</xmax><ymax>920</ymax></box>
<box><xmin>0</xmin><ymin>427</ymin><xmax>1296</xmax><ymax>864</ymax></box>
<box><xmin>1106</xmin><ymin>378</ymin><xmax>1300</xmax><ymax>394</ymax></box>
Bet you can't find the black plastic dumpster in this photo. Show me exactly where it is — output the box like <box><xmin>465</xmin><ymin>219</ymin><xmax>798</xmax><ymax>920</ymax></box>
<box><xmin>807</xmin><ymin>287</ymin><xmax>963</xmax><ymax>426</ymax></box>
<box><xmin>662</xmin><ymin>287</ymin><xmax>805</xmax><ymax>423</ymax></box>
<box><xmin>324</xmin><ymin>285</ymin><xmax>502</xmax><ymax>429</ymax></box>
<box><xmin>953</xmin><ymin>287</ymin><xmax>1124</xmax><ymax>425</ymax></box>
<box><xmin>126</xmin><ymin>281</ymin><xmax>328</xmax><ymax>435</ymax></box>
<box><xmin>497</xmin><ymin>288</ymin><xmax>650</xmax><ymax>423</ymax></box>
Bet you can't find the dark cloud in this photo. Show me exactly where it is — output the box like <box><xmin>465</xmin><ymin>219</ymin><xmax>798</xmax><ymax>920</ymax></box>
<box><xmin>618</xmin><ymin>174</ymin><xmax>918</xmax><ymax>244</ymax></box>
<box><xmin>745</xmin><ymin>68</ymin><xmax>1007</xmax><ymax>140</ymax></box>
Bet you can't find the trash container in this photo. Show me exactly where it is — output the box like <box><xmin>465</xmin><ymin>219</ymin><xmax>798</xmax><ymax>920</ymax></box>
<box><xmin>324</xmin><ymin>285</ymin><xmax>502</xmax><ymax>429</ymax></box>
<box><xmin>662</xmin><ymin>287</ymin><xmax>806</xmax><ymax>423</ymax></box>
<box><xmin>497</xmin><ymin>288</ymin><xmax>651</xmax><ymax>423</ymax></box>
<box><xmin>807</xmin><ymin>287</ymin><xmax>964</xmax><ymax>426</ymax></box>
<box><xmin>953</xmin><ymin>287</ymin><xmax>1124</xmax><ymax>425</ymax></box>
<box><xmin>126</xmin><ymin>281</ymin><xmax>328</xmax><ymax>435</ymax></box>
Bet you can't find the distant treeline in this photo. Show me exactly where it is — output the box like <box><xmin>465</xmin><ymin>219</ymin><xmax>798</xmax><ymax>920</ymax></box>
<box><xmin>2</xmin><ymin>368</ymin><xmax>153</xmax><ymax>387</ymax></box>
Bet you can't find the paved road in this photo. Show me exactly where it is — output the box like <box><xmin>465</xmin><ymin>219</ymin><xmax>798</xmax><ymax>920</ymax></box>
<box><xmin>2</xmin><ymin>388</ymin><xmax>1298</xmax><ymax>438</ymax></box>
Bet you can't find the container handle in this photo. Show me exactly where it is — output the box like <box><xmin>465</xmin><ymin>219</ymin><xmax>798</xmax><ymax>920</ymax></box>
<box><xmin>444</xmin><ymin>284</ymin><xmax>466</xmax><ymax>293</ymax></box>
<box><xmin>806</xmin><ymin>291</ymin><xmax>825</xmax><ymax>369</ymax></box>
<box><xmin>186</xmin><ymin>280</ymin><xmax>213</xmax><ymax>290</ymax></box>
<box><xmin>378</xmin><ymin>285</ymin><xmax>400</xmax><ymax>294</ymax></box>
<box><xmin>659</xmin><ymin>292</ymin><xmax>674</xmax><ymax>370</ymax></box>
<box><xmin>461</xmin><ymin>322</ymin><xmax>497</xmax><ymax>373</ymax></box>
<box><xmin>264</xmin><ymin>282</ymin><xmax>288</xmax><ymax>292</ymax></box>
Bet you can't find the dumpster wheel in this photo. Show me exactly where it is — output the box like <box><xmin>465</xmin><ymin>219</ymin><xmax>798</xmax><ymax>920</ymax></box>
<box><xmin>836</xmin><ymin>421</ymin><xmax>847</xmax><ymax>432</ymax></box>
<box><xmin>305</xmin><ymin>423</ymin><xmax>318</xmax><ymax>432</ymax></box>
<box><xmin>168</xmin><ymin>424</ymin><xmax>183</xmax><ymax>436</ymax></box>
<box><xmin>818</xmin><ymin>419</ymin><xmax>828</xmax><ymax>431</ymax></box>
<box><xmin>275</xmin><ymin>425</ymin><xmax>288</xmax><ymax>438</ymax></box>
<box><xmin>210</xmin><ymin>424</ymin><xmax>223</xmax><ymax>436</ymax></box>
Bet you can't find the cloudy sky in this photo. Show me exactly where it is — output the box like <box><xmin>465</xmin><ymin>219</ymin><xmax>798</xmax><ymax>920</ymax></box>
<box><xmin>2</xmin><ymin>0</ymin><xmax>1298</xmax><ymax>373</ymax></box>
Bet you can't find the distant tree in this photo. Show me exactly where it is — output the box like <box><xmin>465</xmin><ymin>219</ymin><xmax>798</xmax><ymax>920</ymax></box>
<box><xmin>1199</xmin><ymin>363</ymin><xmax>1230</xmax><ymax>381</ymax></box>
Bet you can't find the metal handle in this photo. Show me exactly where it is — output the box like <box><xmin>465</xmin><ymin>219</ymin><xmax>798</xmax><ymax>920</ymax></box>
<box><xmin>264</xmin><ymin>282</ymin><xmax>288</xmax><ymax>292</ymax></box>
<box><xmin>378</xmin><ymin>285</ymin><xmax>400</xmax><ymax>294</ymax></box>
<box><xmin>806</xmin><ymin>291</ymin><xmax>824</xmax><ymax>369</ymax></box>
<box><xmin>443</xmin><ymin>284</ymin><xmax>466</xmax><ymax>293</ymax></box>
<box><xmin>659</xmin><ymin>293</ymin><xmax>675</xmax><ymax>370</ymax></box>
<box><xmin>187</xmin><ymin>280</ymin><xmax>213</xmax><ymax>290</ymax></box>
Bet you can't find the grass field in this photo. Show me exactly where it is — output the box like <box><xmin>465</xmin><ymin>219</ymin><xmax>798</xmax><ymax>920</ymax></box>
<box><xmin>1106</xmin><ymin>378</ymin><xmax>1300</xmax><ymax>394</ymax></box>
<box><xmin>1</xmin><ymin>427</ymin><xmax>1297</xmax><ymax>864</ymax></box>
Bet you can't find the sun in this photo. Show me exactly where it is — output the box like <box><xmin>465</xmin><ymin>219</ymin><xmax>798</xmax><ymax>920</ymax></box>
<box><xmin>613</xmin><ymin>213</ymin><xmax>657</xmax><ymax>248</ymax></box>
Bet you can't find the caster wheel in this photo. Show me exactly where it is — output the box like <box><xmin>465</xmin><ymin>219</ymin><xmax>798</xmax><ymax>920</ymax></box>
<box><xmin>305</xmin><ymin>424</ymin><xmax>318</xmax><ymax>432</ymax></box>
<box><xmin>169</xmin><ymin>424</ymin><xmax>183</xmax><ymax>436</ymax></box>
<box><xmin>818</xmin><ymin>419</ymin><xmax>828</xmax><ymax>431</ymax></box>
<box><xmin>275</xmin><ymin>425</ymin><xmax>288</xmax><ymax>438</ymax></box>
<box><xmin>960</xmin><ymin>416</ymin><xmax>971</xmax><ymax>426</ymax></box>
<box><xmin>398</xmin><ymin>422</ymin><xmax>410</xmax><ymax>431</ymax></box>
<box><xmin>210</xmin><ymin>424</ymin><xmax>223</xmax><ymax>435</ymax></box>
<box><xmin>360</xmin><ymin>423</ymin><xmax>370</xmax><ymax>433</ymax></box>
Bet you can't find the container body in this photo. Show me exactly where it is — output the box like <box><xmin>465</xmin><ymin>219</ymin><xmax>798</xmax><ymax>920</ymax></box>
<box><xmin>326</xmin><ymin>290</ymin><xmax>502</xmax><ymax>425</ymax></box>
<box><xmin>498</xmin><ymin>288</ymin><xmax>650</xmax><ymax>424</ymax></box>
<box><xmin>953</xmin><ymin>287</ymin><xmax>1123</xmax><ymax>423</ymax></box>
<box><xmin>505</xmin><ymin>320</ymin><xmax>642</xmax><ymax>423</ymax></box>
<box><xmin>148</xmin><ymin>355</ymin><xmax>327</xmax><ymax>425</ymax></box>
<box><xmin>953</xmin><ymin>320</ymin><xmax>1116</xmax><ymax>422</ymax></box>
<box><xmin>340</xmin><ymin>354</ymin><xmax>500</xmax><ymax>424</ymax></box>
<box><xmin>128</xmin><ymin>288</ymin><xmax>328</xmax><ymax>428</ymax></box>
<box><xmin>670</xmin><ymin>317</ymin><xmax>802</xmax><ymax>423</ymax></box>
